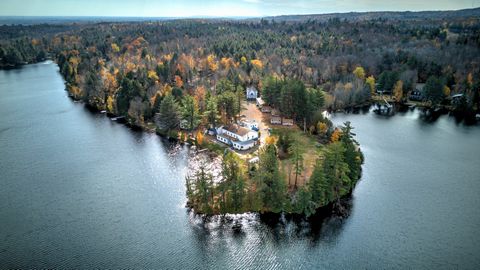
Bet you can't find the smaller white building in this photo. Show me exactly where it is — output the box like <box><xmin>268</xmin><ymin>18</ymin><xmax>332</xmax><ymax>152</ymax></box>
<box><xmin>271</xmin><ymin>116</ymin><xmax>282</xmax><ymax>125</ymax></box>
<box><xmin>261</xmin><ymin>106</ymin><xmax>272</xmax><ymax>113</ymax></box>
<box><xmin>241</xmin><ymin>119</ymin><xmax>259</xmax><ymax>131</ymax></box>
<box><xmin>246</xmin><ymin>86</ymin><xmax>258</xmax><ymax>100</ymax></box>
<box><xmin>282</xmin><ymin>118</ymin><xmax>294</xmax><ymax>126</ymax></box>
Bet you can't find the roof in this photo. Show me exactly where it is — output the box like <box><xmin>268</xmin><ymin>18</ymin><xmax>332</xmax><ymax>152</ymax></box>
<box><xmin>256</xmin><ymin>97</ymin><xmax>265</xmax><ymax>105</ymax></box>
<box><xmin>261</xmin><ymin>106</ymin><xmax>272</xmax><ymax>111</ymax></box>
<box><xmin>282</xmin><ymin>118</ymin><xmax>294</xmax><ymax>124</ymax></box>
<box><xmin>246</xmin><ymin>86</ymin><xmax>257</xmax><ymax>92</ymax></box>
<box><xmin>223</xmin><ymin>124</ymin><xmax>250</xmax><ymax>136</ymax></box>
<box><xmin>416</xmin><ymin>83</ymin><xmax>425</xmax><ymax>90</ymax></box>
<box><xmin>242</xmin><ymin>119</ymin><xmax>257</xmax><ymax>124</ymax></box>
<box><xmin>217</xmin><ymin>133</ymin><xmax>238</xmax><ymax>142</ymax></box>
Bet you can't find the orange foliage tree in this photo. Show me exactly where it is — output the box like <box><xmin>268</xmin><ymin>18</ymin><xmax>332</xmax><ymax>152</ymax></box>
<box><xmin>331</xmin><ymin>128</ymin><xmax>342</xmax><ymax>142</ymax></box>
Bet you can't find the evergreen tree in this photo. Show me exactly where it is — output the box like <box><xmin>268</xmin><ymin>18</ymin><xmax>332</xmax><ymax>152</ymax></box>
<box><xmin>293</xmin><ymin>186</ymin><xmax>317</xmax><ymax>217</ymax></box>
<box><xmin>340</xmin><ymin>122</ymin><xmax>363</xmax><ymax>183</ymax></box>
<box><xmin>220</xmin><ymin>152</ymin><xmax>246</xmax><ymax>213</ymax></box>
<box><xmin>424</xmin><ymin>76</ymin><xmax>445</xmax><ymax>105</ymax></box>
<box><xmin>204</xmin><ymin>96</ymin><xmax>220</xmax><ymax>128</ymax></box>
<box><xmin>181</xmin><ymin>95</ymin><xmax>201</xmax><ymax>131</ymax></box>
<box><xmin>155</xmin><ymin>94</ymin><xmax>180</xmax><ymax>132</ymax></box>
<box><xmin>288</xmin><ymin>139</ymin><xmax>304</xmax><ymax>188</ymax></box>
<box><xmin>323</xmin><ymin>142</ymin><xmax>351</xmax><ymax>203</ymax></box>
<box><xmin>308</xmin><ymin>160</ymin><xmax>327</xmax><ymax>206</ymax></box>
<box><xmin>256</xmin><ymin>144</ymin><xmax>286</xmax><ymax>213</ymax></box>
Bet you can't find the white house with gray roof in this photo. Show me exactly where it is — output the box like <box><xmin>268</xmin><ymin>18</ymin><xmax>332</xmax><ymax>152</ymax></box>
<box><xmin>216</xmin><ymin>124</ymin><xmax>258</xmax><ymax>150</ymax></box>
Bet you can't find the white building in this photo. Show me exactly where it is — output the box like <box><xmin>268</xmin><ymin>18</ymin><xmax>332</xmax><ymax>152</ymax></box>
<box><xmin>246</xmin><ymin>86</ymin><xmax>258</xmax><ymax>100</ymax></box>
<box><xmin>282</xmin><ymin>118</ymin><xmax>294</xmax><ymax>126</ymax></box>
<box><xmin>271</xmin><ymin>116</ymin><xmax>282</xmax><ymax>125</ymax></box>
<box><xmin>216</xmin><ymin>124</ymin><xmax>258</xmax><ymax>150</ymax></box>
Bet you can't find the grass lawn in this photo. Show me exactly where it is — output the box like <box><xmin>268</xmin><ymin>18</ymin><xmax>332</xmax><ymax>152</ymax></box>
<box><xmin>270</xmin><ymin>126</ymin><xmax>322</xmax><ymax>188</ymax></box>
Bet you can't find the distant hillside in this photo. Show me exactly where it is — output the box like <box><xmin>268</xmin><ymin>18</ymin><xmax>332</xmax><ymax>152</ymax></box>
<box><xmin>263</xmin><ymin>7</ymin><xmax>480</xmax><ymax>22</ymax></box>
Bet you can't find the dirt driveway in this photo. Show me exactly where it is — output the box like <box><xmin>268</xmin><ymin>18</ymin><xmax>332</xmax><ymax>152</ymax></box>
<box><xmin>240</xmin><ymin>101</ymin><xmax>270</xmax><ymax>145</ymax></box>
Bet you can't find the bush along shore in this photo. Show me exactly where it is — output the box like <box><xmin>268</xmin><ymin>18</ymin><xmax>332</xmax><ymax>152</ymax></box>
<box><xmin>186</xmin><ymin>122</ymin><xmax>363</xmax><ymax>217</ymax></box>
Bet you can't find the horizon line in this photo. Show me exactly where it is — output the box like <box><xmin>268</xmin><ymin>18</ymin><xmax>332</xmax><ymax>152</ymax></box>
<box><xmin>0</xmin><ymin>6</ymin><xmax>479</xmax><ymax>20</ymax></box>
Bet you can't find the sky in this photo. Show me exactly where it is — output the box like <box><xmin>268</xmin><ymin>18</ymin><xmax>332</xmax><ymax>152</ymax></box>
<box><xmin>1</xmin><ymin>0</ymin><xmax>479</xmax><ymax>17</ymax></box>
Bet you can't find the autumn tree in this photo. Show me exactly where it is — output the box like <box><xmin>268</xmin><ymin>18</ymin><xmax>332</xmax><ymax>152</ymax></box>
<box><xmin>331</xmin><ymin>128</ymin><xmax>341</xmax><ymax>142</ymax></box>
<box><xmin>366</xmin><ymin>75</ymin><xmax>376</xmax><ymax>95</ymax></box>
<box><xmin>353</xmin><ymin>66</ymin><xmax>365</xmax><ymax>80</ymax></box>
<box><xmin>393</xmin><ymin>80</ymin><xmax>404</xmax><ymax>102</ymax></box>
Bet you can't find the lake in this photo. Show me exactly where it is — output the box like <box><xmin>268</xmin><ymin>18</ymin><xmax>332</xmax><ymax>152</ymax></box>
<box><xmin>1</xmin><ymin>62</ymin><xmax>479</xmax><ymax>269</ymax></box>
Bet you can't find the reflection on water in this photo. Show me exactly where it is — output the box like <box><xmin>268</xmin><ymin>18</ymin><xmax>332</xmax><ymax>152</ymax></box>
<box><xmin>188</xmin><ymin>196</ymin><xmax>353</xmax><ymax>248</ymax></box>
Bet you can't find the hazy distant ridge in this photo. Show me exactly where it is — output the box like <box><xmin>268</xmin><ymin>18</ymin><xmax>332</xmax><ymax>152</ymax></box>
<box><xmin>263</xmin><ymin>7</ymin><xmax>480</xmax><ymax>22</ymax></box>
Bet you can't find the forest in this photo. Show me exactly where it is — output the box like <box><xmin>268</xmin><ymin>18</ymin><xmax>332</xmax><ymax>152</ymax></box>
<box><xmin>1</xmin><ymin>9</ymin><xmax>479</xmax><ymax>215</ymax></box>
<box><xmin>1</xmin><ymin>10</ymin><xmax>479</xmax><ymax>125</ymax></box>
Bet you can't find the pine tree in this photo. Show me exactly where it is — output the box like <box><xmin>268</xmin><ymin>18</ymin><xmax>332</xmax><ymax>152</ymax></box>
<box><xmin>155</xmin><ymin>94</ymin><xmax>180</xmax><ymax>132</ymax></box>
<box><xmin>288</xmin><ymin>139</ymin><xmax>304</xmax><ymax>189</ymax></box>
<box><xmin>204</xmin><ymin>96</ymin><xmax>219</xmax><ymax>128</ymax></box>
<box><xmin>308</xmin><ymin>160</ymin><xmax>327</xmax><ymax>206</ymax></box>
<box><xmin>293</xmin><ymin>186</ymin><xmax>317</xmax><ymax>217</ymax></box>
<box><xmin>340</xmin><ymin>121</ymin><xmax>363</xmax><ymax>184</ymax></box>
<box><xmin>256</xmin><ymin>144</ymin><xmax>286</xmax><ymax>213</ymax></box>
<box><xmin>323</xmin><ymin>142</ymin><xmax>351</xmax><ymax>203</ymax></box>
<box><xmin>181</xmin><ymin>95</ymin><xmax>201</xmax><ymax>131</ymax></box>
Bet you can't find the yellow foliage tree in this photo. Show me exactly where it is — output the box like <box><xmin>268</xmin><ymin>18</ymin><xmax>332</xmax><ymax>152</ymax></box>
<box><xmin>353</xmin><ymin>66</ymin><xmax>365</xmax><ymax>80</ymax></box>
<box><xmin>207</xmin><ymin>54</ymin><xmax>218</xmax><ymax>72</ymax></box>
<box><xmin>240</xmin><ymin>56</ymin><xmax>247</xmax><ymax>64</ymax></box>
<box><xmin>111</xmin><ymin>43</ymin><xmax>120</xmax><ymax>53</ymax></box>
<box><xmin>317</xmin><ymin>122</ymin><xmax>328</xmax><ymax>135</ymax></box>
<box><xmin>196</xmin><ymin>131</ymin><xmax>204</xmax><ymax>146</ymax></box>
<box><xmin>147</xmin><ymin>70</ymin><xmax>159</xmax><ymax>81</ymax></box>
<box><xmin>443</xmin><ymin>85</ymin><xmax>451</xmax><ymax>97</ymax></box>
<box><xmin>366</xmin><ymin>75</ymin><xmax>376</xmax><ymax>95</ymax></box>
<box><xmin>106</xmin><ymin>95</ymin><xmax>115</xmax><ymax>113</ymax></box>
<box><xmin>331</xmin><ymin>128</ymin><xmax>342</xmax><ymax>142</ymax></box>
<box><xmin>265</xmin><ymin>136</ymin><xmax>276</xmax><ymax>145</ymax></box>
<box><xmin>393</xmin><ymin>80</ymin><xmax>403</xmax><ymax>102</ymax></box>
